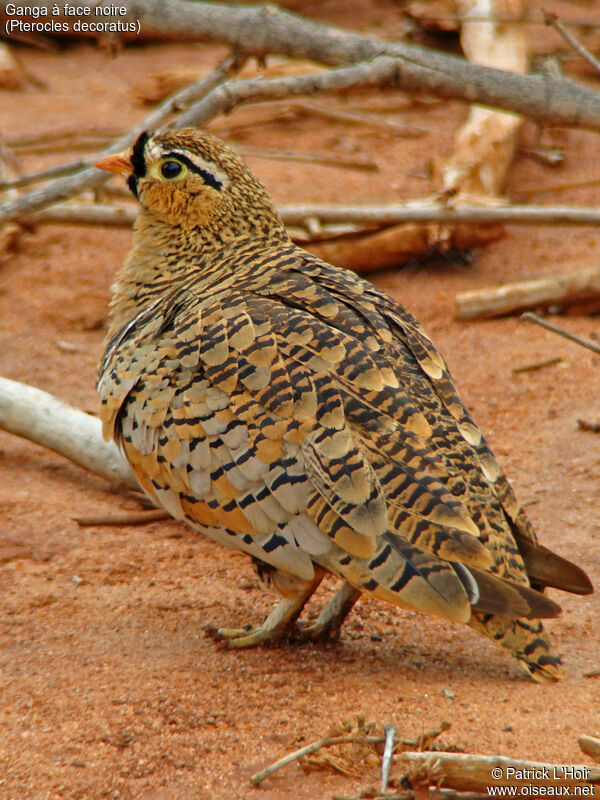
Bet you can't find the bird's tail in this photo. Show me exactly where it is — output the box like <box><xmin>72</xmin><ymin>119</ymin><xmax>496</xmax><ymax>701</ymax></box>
<box><xmin>327</xmin><ymin>534</ymin><xmax>567</xmax><ymax>682</ymax></box>
<box><xmin>468</xmin><ymin>613</ymin><xmax>565</xmax><ymax>683</ymax></box>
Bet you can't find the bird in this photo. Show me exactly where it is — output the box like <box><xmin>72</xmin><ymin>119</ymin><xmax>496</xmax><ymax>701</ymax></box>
<box><xmin>95</xmin><ymin>128</ymin><xmax>592</xmax><ymax>682</ymax></box>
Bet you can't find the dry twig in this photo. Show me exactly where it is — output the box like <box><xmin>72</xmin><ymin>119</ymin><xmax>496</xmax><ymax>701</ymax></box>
<box><xmin>543</xmin><ymin>10</ymin><xmax>600</xmax><ymax>77</ymax></box>
<box><xmin>250</xmin><ymin>721</ymin><xmax>385</xmax><ymax>786</ymax></box>
<box><xmin>521</xmin><ymin>312</ymin><xmax>600</xmax><ymax>355</ymax></box>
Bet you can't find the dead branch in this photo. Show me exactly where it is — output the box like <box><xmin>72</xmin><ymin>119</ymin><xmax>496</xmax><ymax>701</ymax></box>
<box><xmin>28</xmin><ymin>201</ymin><xmax>600</xmax><ymax>230</ymax></box>
<box><xmin>455</xmin><ymin>266</ymin><xmax>600</xmax><ymax>319</ymax></box>
<box><xmin>579</xmin><ymin>736</ymin><xmax>600</xmax><ymax>764</ymax></box>
<box><xmin>401</xmin><ymin>751</ymin><xmax>600</xmax><ymax>793</ymax></box>
<box><xmin>5</xmin><ymin>1</ymin><xmax>600</xmax><ymax>134</ymax></box>
<box><xmin>251</xmin><ymin>717</ymin><xmax>450</xmax><ymax>787</ymax></box>
<box><xmin>0</xmin><ymin>376</ymin><xmax>137</xmax><ymax>490</ymax></box>
<box><xmin>438</xmin><ymin>0</ymin><xmax>527</xmax><ymax>199</ymax></box>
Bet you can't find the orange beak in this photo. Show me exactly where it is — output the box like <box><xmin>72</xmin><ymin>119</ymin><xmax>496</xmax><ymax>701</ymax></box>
<box><xmin>95</xmin><ymin>151</ymin><xmax>132</xmax><ymax>176</ymax></box>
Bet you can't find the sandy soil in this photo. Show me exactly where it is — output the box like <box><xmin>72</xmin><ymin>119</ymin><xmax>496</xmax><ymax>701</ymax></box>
<box><xmin>0</xmin><ymin>3</ymin><xmax>598</xmax><ymax>799</ymax></box>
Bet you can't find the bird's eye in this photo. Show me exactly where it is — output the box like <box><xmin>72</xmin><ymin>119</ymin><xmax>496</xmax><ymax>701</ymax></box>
<box><xmin>161</xmin><ymin>160</ymin><xmax>183</xmax><ymax>179</ymax></box>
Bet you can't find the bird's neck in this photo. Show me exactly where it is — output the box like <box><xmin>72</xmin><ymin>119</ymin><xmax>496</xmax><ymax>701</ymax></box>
<box><xmin>106</xmin><ymin>209</ymin><xmax>290</xmax><ymax>339</ymax></box>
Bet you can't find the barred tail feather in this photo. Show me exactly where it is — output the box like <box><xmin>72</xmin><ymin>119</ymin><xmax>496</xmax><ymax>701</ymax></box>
<box><xmin>469</xmin><ymin>612</ymin><xmax>566</xmax><ymax>683</ymax></box>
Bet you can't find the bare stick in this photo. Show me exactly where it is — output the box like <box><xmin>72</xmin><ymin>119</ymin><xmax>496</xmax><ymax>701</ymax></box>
<box><xmin>381</xmin><ymin>724</ymin><xmax>396</xmax><ymax>795</ymax></box>
<box><xmin>0</xmin><ymin>376</ymin><xmax>137</xmax><ymax>490</ymax></box>
<box><xmin>31</xmin><ymin>203</ymin><xmax>137</xmax><ymax>227</ymax></box>
<box><xmin>401</xmin><ymin>752</ymin><xmax>600</xmax><ymax>792</ymax></box>
<box><xmin>0</xmin><ymin>52</ymin><xmax>241</xmax><ymax>223</ymax></box>
<box><xmin>578</xmin><ymin>735</ymin><xmax>600</xmax><ymax>764</ymax></box>
<box><xmin>250</xmin><ymin>731</ymin><xmax>385</xmax><ymax>786</ymax></box>
<box><xmin>0</xmin><ymin>160</ymin><xmax>91</xmax><ymax>190</ymax></box>
<box><xmin>511</xmin><ymin>356</ymin><xmax>562</xmax><ymax>374</ymax></box>
<box><xmin>455</xmin><ymin>266</ymin><xmax>600</xmax><ymax>320</ymax></box>
<box><xmin>73</xmin><ymin>509</ymin><xmax>170</xmax><ymax>527</ymax></box>
<box><xmin>240</xmin><ymin>147</ymin><xmax>378</xmax><ymax>172</ymax></box>
<box><xmin>5</xmin><ymin>1</ymin><xmax>600</xmax><ymax>133</ymax></box>
<box><xmin>279</xmin><ymin>203</ymin><xmax>600</xmax><ymax>227</ymax></box>
<box><xmin>543</xmin><ymin>10</ymin><xmax>600</xmax><ymax>77</ymax></box>
<box><xmin>28</xmin><ymin>201</ymin><xmax>600</xmax><ymax>230</ymax></box>
<box><xmin>285</xmin><ymin>99</ymin><xmax>428</xmax><ymax>136</ymax></box>
<box><xmin>521</xmin><ymin>312</ymin><xmax>600</xmax><ymax>355</ymax></box>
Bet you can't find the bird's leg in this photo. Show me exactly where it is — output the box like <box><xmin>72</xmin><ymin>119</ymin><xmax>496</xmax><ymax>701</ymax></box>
<box><xmin>208</xmin><ymin>567</ymin><xmax>325</xmax><ymax>649</ymax></box>
<box><xmin>292</xmin><ymin>581</ymin><xmax>362</xmax><ymax>642</ymax></box>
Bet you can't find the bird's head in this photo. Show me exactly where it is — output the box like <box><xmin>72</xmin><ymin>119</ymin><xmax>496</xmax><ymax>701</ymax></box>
<box><xmin>96</xmin><ymin>128</ymin><xmax>285</xmax><ymax>241</ymax></box>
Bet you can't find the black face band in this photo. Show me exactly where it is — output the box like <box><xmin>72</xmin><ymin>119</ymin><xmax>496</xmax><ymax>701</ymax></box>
<box><xmin>127</xmin><ymin>174</ymin><xmax>139</xmax><ymax>198</ymax></box>
<box><xmin>131</xmin><ymin>130</ymin><xmax>151</xmax><ymax>177</ymax></box>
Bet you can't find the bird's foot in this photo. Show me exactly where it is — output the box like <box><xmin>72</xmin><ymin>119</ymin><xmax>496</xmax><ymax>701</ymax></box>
<box><xmin>291</xmin><ymin>582</ymin><xmax>362</xmax><ymax>643</ymax></box>
<box><xmin>206</xmin><ymin>572</ymin><xmax>324</xmax><ymax>649</ymax></box>
<box><xmin>206</xmin><ymin>623</ymin><xmax>291</xmax><ymax>649</ymax></box>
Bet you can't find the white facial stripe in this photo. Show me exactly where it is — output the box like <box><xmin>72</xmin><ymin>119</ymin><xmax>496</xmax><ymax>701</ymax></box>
<box><xmin>145</xmin><ymin>141</ymin><xmax>229</xmax><ymax>189</ymax></box>
<box><xmin>169</xmin><ymin>150</ymin><xmax>229</xmax><ymax>189</ymax></box>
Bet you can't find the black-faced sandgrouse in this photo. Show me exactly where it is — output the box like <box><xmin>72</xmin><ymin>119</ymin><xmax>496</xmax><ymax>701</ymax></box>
<box><xmin>96</xmin><ymin>129</ymin><xmax>592</xmax><ymax>682</ymax></box>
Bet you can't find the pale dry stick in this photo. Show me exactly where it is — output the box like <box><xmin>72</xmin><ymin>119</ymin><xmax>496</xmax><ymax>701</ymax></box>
<box><xmin>0</xmin><ymin>160</ymin><xmax>91</xmax><ymax>190</ymax></box>
<box><xmin>285</xmin><ymin>99</ymin><xmax>430</xmax><ymax>137</ymax></box>
<box><xmin>578</xmin><ymin>735</ymin><xmax>600</xmax><ymax>764</ymax></box>
<box><xmin>543</xmin><ymin>10</ymin><xmax>600</xmax><ymax>77</ymax></box>
<box><xmin>28</xmin><ymin>202</ymin><xmax>372</xmax><ymax>242</ymax></box>
<box><xmin>438</xmin><ymin>0</ymin><xmax>527</xmax><ymax>200</ymax></box>
<box><xmin>7</xmin><ymin>0</ymin><xmax>600</xmax><ymax>133</ymax></box>
<box><xmin>28</xmin><ymin>201</ymin><xmax>600</xmax><ymax>230</ymax></box>
<box><xmin>511</xmin><ymin>356</ymin><xmax>562</xmax><ymax>374</ymax></box>
<box><xmin>0</xmin><ymin>376</ymin><xmax>137</xmax><ymax>490</ymax></box>
<box><xmin>381</xmin><ymin>724</ymin><xmax>396</xmax><ymax>795</ymax></box>
<box><xmin>400</xmin><ymin>752</ymin><xmax>600</xmax><ymax>792</ymax></box>
<box><xmin>521</xmin><ymin>312</ymin><xmax>600</xmax><ymax>355</ymax></box>
<box><xmin>250</xmin><ymin>731</ymin><xmax>386</xmax><ymax>786</ymax></box>
<box><xmin>0</xmin><ymin>52</ymin><xmax>241</xmax><ymax>223</ymax></box>
<box><xmin>240</xmin><ymin>147</ymin><xmax>378</xmax><ymax>172</ymax></box>
<box><xmin>279</xmin><ymin>203</ymin><xmax>600</xmax><ymax>227</ymax></box>
<box><xmin>73</xmin><ymin>509</ymin><xmax>170</xmax><ymax>527</ymax></box>
<box><xmin>455</xmin><ymin>266</ymin><xmax>600</xmax><ymax>320</ymax></box>
<box><xmin>6</xmin><ymin>128</ymin><xmax>122</xmax><ymax>151</ymax></box>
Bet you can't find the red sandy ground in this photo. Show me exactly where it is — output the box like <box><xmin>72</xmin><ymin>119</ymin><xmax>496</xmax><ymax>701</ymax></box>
<box><xmin>0</xmin><ymin>3</ymin><xmax>598</xmax><ymax>798</ymax></box>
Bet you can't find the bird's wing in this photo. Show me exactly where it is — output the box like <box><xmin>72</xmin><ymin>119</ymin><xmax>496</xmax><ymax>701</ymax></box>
<box><xmin>97</xmin><ymin>262</ymin><xmax>568</xmax><ymax>620</ymax></box>
<box><xmin>291</xmin><ymin>256</ymin><xmax>591</xmax><ymax>596</ymax></box>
